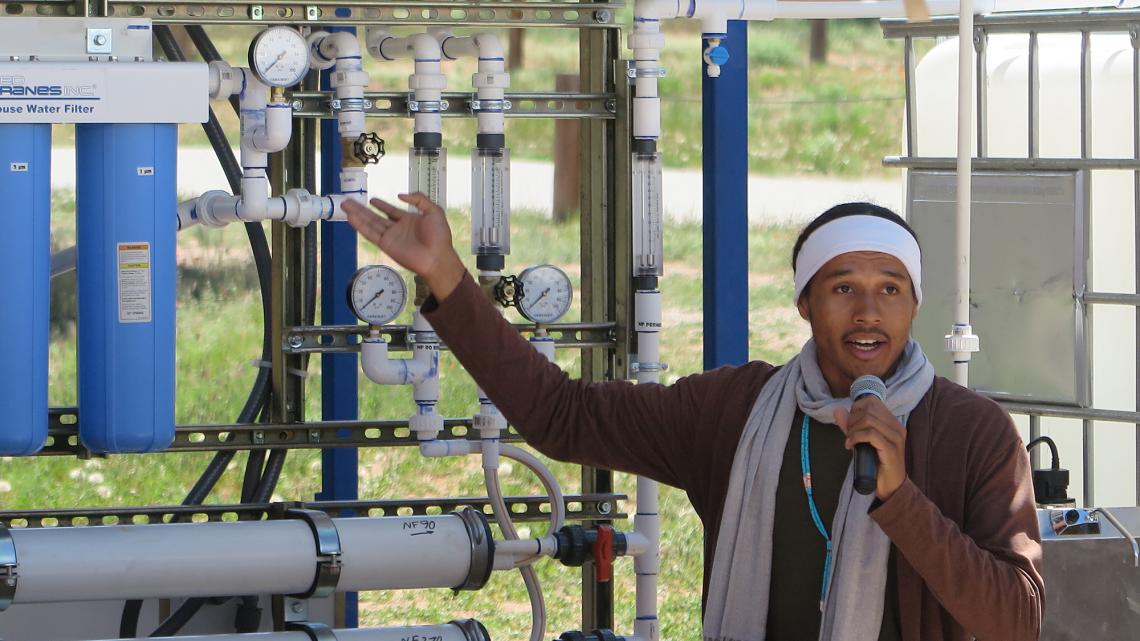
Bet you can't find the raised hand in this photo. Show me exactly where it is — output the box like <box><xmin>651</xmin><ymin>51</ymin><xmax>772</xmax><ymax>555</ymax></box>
<box><xmin>342</xmin><ymin>193</ymin><xmax>467</xmax><ymax>301</ymax></box>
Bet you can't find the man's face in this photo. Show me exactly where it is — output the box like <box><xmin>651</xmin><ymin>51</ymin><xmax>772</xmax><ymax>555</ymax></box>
<box><xmin>796</xmin><ymin>250</ymin><xmax>918</xmax><ymax>397</ymax></box>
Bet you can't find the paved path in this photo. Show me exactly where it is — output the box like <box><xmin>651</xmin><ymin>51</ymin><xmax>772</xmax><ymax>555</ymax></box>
<box><xmin>52</xmin><ymin>147</ymin><xmax>903</xmax><ymax>226</ymax></box>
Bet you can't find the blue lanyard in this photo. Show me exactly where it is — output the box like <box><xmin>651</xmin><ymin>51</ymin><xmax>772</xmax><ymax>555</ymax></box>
<box><xmin>800</xmin><ymin>414</ymin><xmax>833</xmax><ymax>612</ymax></box>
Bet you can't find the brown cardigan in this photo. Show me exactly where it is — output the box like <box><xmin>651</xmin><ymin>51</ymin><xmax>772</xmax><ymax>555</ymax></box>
<box><xmin>424</xmin><ymin>273</ymin><xmax>1045</xmax><ymax>641</ymax></box>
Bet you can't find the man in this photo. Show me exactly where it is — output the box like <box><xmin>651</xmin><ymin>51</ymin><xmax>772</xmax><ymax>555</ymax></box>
<box><xmin>342</xmin><ymin>194</ymin><xmax>1044</xmax><ymax>641</ymax></box>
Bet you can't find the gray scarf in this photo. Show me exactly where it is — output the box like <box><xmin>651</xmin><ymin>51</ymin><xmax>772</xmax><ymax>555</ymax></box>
<box><xmin>703</xmin><ymin>338</ymin><xmax>934</xmax><ymax>641</ymax></box>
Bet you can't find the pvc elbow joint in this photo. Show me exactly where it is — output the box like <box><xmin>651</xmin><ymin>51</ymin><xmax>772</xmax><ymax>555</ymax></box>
<box><xmin>361</xmin><ymin>338</ymin><xmax>431</xmax><ymax>386</ymax></box>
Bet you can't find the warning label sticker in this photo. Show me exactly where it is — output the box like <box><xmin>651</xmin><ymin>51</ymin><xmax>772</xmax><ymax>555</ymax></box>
<box><xmin>117</xmin><ymin>242</ymin><xmax>152</xmax><ymax>323</ymax></box>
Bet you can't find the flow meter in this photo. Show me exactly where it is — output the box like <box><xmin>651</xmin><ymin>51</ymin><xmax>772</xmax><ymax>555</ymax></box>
<box><xmin>348</xmin><ymin>265</ymin><xmax>407</xmax><ymax>326</ymax></box>
<box><xmin>517</xmin><ymin>265</ymin><xmax>573</xmax><ymax>324</ymax></box>
<box><xmin>248</xmin><ymin>27</ymin><xmax>310</xmax><ymax>88</ymax></box>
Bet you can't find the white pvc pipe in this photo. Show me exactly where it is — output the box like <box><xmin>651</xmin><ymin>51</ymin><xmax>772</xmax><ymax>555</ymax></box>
<box><xmin>633</xmin><ymin>287</ymin><xmax>662</xmax><ymax>641</ymax></box>
<box><xmin>176</xmin><ymin>198</ymin><xmax>199</xmax><ymax>231</ymax></box>
<box><xmin>369</xmin><ymin>31</ymin><xmax>446</xmax><ymax>136</ymax></box>
<box><xmin>8</xmin><ymin>514</ymin><xmax>481</xmax><ymax>603</ymax></box>
<box><xmin>361</xmin><ymin>333</ymin><xmax>431</xmax><ymax>386</ymax></box>
<box><xmin>190</xmin><ymin>189</ymin><xmax>341</xmax><ymax>229</ymax></box>
<box><xmin>92</xmin><ymin>623</ymin><xmax>480</xmax><ymax>641</ymax></box>
<box><xmin>311</xmin><ymin>31</ymin><xmax>368</xmax><ymax>139</ymax></box>
<box><xmin>439</xmin><ymin>33</ymin><xmax>509</xmax><ymax>136</ymax></box>
<box><xmin>629</xmin><ymin>17</ymin><xmax>664</xmax><ymax>139</ymax></box>
<box><xmin>952</xmin><ymin>0</ymin><xmax>974</xmax><ymax>386</ymax></box>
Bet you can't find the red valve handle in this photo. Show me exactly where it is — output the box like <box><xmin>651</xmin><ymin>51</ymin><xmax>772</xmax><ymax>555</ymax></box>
<box><xmin>593</xmin><ymin>525</ymin><xmax>614</xmax><ymax>583</ymax></box>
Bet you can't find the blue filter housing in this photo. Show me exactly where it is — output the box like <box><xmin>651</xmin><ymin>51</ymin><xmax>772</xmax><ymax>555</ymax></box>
<box><xmin>0</xmin><ymin>124</ymin><xmax>51</xmax><ymax>455</ymax></box>
<box><xmin>76</xmin><ymin>123</ymin><xmax>177</xmax><ymax>453</ymax></box>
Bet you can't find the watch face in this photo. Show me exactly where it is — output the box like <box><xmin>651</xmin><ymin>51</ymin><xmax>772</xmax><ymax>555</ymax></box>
<box><xmin>348</xmin><ymin>265</ymin><xmax>407</xmax><ymax>326</ymax></box>
<box><xmin>249</xmin><ymin>27</ymin><xmax>309</xmax><ymax>88</ymax></box>
<box><xmin>518</xmin><ymin>265</ymin><xmax>573</xmax><ymax>324</ymax></box>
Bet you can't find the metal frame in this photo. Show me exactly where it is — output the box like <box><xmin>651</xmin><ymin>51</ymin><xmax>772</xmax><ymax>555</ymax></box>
<box><xmin>8</xmin><ymin>0</ymin><xmax>631</xmax><ymax>633</ymax></box>
<box><xmin>884</xmin><ymin>8</ymin><xmax>1140</xmax><ymax>506</ymax></box>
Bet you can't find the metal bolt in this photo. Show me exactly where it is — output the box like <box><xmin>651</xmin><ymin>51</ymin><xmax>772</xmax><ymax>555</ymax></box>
<box><xmin>605</xmin><ymin>99</ymin><xmax>616</xmax><ymax>113</ymax></box>
<box><xmin>93</xmin><ymin>34</ymin><xmax>107</xmax><ymax>46</ymax></box>
<box><xmin>597</xmin><ymin>501</ymin><xmax>612</xmax><ymax>515</ymax></box>
<box><xmin>594</xmin><ymin>9</ymin><xmax>611</xmax><ymax>23</ymax></box>
<box><xmin>306</xmin><ymin>5</ymin><xmax>320</xmax><ymax>19</ymax></box>
<box><xmin>288</xmin><ymin>334</ymin><xmax>305</xmax><ymax>349</ymax></box>
<box><xmin>250</xmin><ymin>4</ymin><xmax>264</xmax><ymax>19</ymax></box>
<box><xmin>291</xmin><ymin>601</ymin><xmax>305</xmax><ymax>613</ymax></box>
<box><xmin>309</xmin><ymin>429</ymin><xmax>321</xmax><ymax>442</ymax></box>
<box><xmin>253</xmin><ymin>430</ymin><xmax>266</xmax><ymax>445</ymax></box>
<box><xmin>291</xmin><ymin>100</ymin><xmax>304</xmax><ymax>111</ymax></box>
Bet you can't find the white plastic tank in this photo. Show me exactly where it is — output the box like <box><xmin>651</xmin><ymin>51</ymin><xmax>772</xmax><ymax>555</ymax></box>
<box><xmin>913</xmin><ymin>32</ymin><xmax>1137</xmax><ymax>507</ymax></box>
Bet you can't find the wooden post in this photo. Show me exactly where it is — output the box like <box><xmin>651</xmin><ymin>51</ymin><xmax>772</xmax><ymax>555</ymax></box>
<box><xmin>810</xmin><ymin>20</ymin><xmax>828</xmax><ymax>65</ymax></box>
<box><xmin>553</xmin><ymin>73</ymin><xmax>581</xmax><ymax>221</ymax></box>
<box><xmin>509</xmin><ymin>29</ymin><xmax>525</xmax><ymax>71</ymax></box>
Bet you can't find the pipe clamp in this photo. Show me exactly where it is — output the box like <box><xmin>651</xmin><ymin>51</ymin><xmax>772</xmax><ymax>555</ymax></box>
<box><xmin>284</xmin><ymin>508</ymin><xmax>342</xmax><ymax>599</ymax></box>
<box><xmin>470</xmin><ymin>98</ymin><xmax>512</xmax><ymax>113</ymax></box>
<box><xmin>286</xmin><ymin>621</ymin><xmax>338</xmax><ymax>641</ymax></box>
<box><xmin>631</xmin><ymin>361</ymin><xmax>668</xmax><ymax>374</ymax></box>
<box><xmin>627</xmin><ymin>67</ymin><xmax>667</xmax><ymax>79</ymax></box>
<box><xmin>329</xmin><ymin>97</ymin><xmax>366</xmax><ymax>113</ymax></box>
<box><xmin>0</xmin><ymin>526</ymin><xmax>16</xmax><ymax>610</ymax></box>
<box><xmin>408</xmin><ymin>98</ymin><xmax>449</xmax><ymax>113</ymax></box>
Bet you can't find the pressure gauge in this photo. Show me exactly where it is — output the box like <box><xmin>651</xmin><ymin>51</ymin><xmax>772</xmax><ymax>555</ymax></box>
<box><xmin>517</xmin><ymin>264</ymin><xmax>573</xmax><ymax>324</ymax></box>
<box><xmin>248</xmin><ymin>27</ymin><xmax>310</xmax><ymax>88</ymax></box>
<box><xmin>348</xmin><ymin>265</ymin><xmax>407</xmax><ymax>326</ymax></box>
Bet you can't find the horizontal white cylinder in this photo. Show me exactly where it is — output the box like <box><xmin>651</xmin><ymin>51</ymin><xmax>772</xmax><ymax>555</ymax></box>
<box><xmin>9</xmin><ymin>513</ymin><xmax>489</xmax><ymax>603</ymax></box>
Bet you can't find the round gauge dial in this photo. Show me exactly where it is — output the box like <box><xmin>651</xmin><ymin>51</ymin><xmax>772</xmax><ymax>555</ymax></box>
<box><xmin>517</xmin><ymin>264</ymin><xmax>573</xmax><ymax>324</ymax></box>
<box><xmin>347</xmin><ymin>265</ymin><xmax>407</xmax><ymax>326</ymax></box>
<box><xmin>248</xmin><ymin>27</ymin><xmax>310</xmax><ymax>88</ymax></box>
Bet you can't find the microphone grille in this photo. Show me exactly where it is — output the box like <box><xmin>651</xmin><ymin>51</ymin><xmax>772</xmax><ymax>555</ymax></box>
<box><xmin>850</xmin><ymin>374</ymin><xmax>886</xmax><ymax>400</ymax></box>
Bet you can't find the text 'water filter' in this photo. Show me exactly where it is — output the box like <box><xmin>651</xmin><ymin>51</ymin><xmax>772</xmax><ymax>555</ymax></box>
<box><xmin>0</xmin><ymin>123</ymin><xmax>51</xmax><ymax>455</ymax></box>
<box><xmin>77</xmin><ymin>123</ymin><xmax>177</xmax><ymax>453</ymax></box>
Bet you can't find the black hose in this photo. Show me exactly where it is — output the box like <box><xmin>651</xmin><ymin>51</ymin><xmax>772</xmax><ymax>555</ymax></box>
<box><xmin>1026</xmin><ymin>436</ymin><xmax>1061</xmax><ymax>471</ymax></box>
<box><xmin>119</xmin><ymin>599</ymin><xmax>143</xmax><ymax>638</ymax></box>
<box><xmin>148</xmin><ymin>598</ymin><xmax>207</xmax><ymax>637</ymax></box>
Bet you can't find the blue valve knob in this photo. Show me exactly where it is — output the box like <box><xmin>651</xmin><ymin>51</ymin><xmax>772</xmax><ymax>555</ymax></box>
<box><xmin>706</xmin><ymin>45</ymin><xmax>730</xmax><ymax>67</ymax></box>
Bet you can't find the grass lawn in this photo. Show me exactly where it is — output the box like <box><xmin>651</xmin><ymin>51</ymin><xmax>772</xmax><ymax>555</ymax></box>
<box><xmin>21</xmin><ymin>191</ymin><xmax>809</xmax><ymax>638</ymax></box>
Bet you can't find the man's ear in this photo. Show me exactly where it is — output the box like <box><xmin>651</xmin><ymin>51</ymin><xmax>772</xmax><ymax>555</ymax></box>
<box><xmin>797</xmin><ymin>295</ymin><xmax>811</xmax><ymax>322</ymax></box>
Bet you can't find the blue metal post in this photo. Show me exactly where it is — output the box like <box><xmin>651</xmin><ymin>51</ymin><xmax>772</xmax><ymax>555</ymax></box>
<box><xmin>702</xmin><ymin>20</ymin><xmax>750</xmax><ymax>370</ymax></box>
<box><xmin>316</xmin><ymin>25</ymin><xmax>359</xmax><ymax>627</ymax></box>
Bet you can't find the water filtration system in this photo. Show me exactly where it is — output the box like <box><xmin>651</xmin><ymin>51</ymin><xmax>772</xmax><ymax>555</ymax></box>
<box><xmin>4</xmin><ymin>2</ymin><xmax>1137</xmax><ymax>641</ymax></box>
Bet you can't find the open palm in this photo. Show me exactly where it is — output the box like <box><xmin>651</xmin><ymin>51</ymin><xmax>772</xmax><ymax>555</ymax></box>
<box><xmin>342</xmin><ymin>193</ymin><xmax>458</xmax><ymax>278</ymax></box>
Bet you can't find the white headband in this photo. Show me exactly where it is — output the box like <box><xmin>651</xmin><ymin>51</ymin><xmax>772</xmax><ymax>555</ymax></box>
<box><xmin>793</xmin><ymin>214</ymin><xmax>923</xmax><ymax>308</ymax></box>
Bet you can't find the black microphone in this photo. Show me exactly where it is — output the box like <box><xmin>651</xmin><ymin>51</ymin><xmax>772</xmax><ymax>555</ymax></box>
<box><xmin>850</xmin><ymin>375</ymin><xmax>887</xmax><ymax>495</ymax></box>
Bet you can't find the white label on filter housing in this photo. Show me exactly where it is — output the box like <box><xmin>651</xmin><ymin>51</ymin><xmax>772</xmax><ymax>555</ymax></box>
<box><xmin>10</xmin><ymin>162</ymin><xmax>28</xmax><ymax>172</ymax></box>
<box><xmin>0</xmin><ymin>62</ymin><xmax>208</xmax><ymax>124</ymax></box>
<box><xmin>137</xmin><ymin>166</ymin><xmax>154</xmax><ymax>176</ymax></box>
<box><xmin>117</xmin><ymin>242</ymin><xmax>152</xmax><ymax>323</ymax></box>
